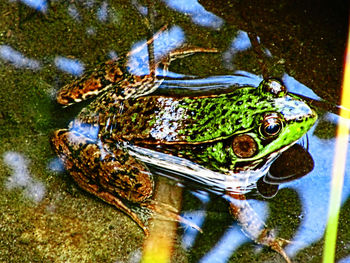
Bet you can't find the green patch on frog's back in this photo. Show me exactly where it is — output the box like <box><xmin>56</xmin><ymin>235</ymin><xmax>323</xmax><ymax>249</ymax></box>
<box><xmin>175</xmin><ymin>87</ymin><xmax>278</xmax><ymax>142</ymax></box>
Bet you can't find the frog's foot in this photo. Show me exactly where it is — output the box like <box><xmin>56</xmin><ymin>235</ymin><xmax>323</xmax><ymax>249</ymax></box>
<box><xmin>227</xmin><ymin>192</ymin><xmax>292</xmax><ymax>263</ymax></box>
<box><xmin>116</xmin><ymin>46</ymin><xmax>218</xmax><ymax>100</ymax></box>
<box><xmin>79</xmin><ymin>180</ymin><xmax>152</xmax><ymax>235</ymax></box>
<box><xmin>142</xmin><ymin>201</ymin><xmax>202</xmax><ymax>233</ymax></box>
<box><xmin>258</xmin><ymin>229</ymin><xmax>292</xmax><ymax>263</ymax></box>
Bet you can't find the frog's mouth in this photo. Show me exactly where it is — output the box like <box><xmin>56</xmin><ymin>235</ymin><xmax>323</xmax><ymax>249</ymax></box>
<box><xmin>124</xmin><ymin>142</ymin><xmax>275</xmax><ymax>194</ymax></box>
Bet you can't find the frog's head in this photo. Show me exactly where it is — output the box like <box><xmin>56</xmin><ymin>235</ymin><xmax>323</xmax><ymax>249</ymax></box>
<box><xmin>230</xmin><ymin>79</ymin><xmax>317</xmax><ymax>171</ymax></box>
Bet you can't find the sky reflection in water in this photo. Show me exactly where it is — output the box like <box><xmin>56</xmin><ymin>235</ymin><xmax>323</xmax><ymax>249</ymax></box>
<box><xmin>163</xmin><ymin>0</ymin><xmax>223</xmax><ymax>29</ymax></box>
<box><xmin>0</xmin><ymin>45</ymin><xmax>41</xmax><ymax>70</ymax></box>
<box><xmin>54</xmin><ymin>56</ymin><xmax>85</xmax><ymax>76</ymax></box>
<box><xmin>3</xmin><ymin>152</ymin><xmax>46</xmax><ymax>203</ymax></box>
<box><xmin>96</xmin><ymin>1</ymin><xmax>109</xmax><ymax>22</ymax></box>
<box><xmin>127</xmin><ymin>25</ymin><xmax>185</xmax><ymax>76</ymax></box>
<box><xmin>18</xmin><ymin>0</ymin><xmax>48</xmax><ymax>13</ymax></box>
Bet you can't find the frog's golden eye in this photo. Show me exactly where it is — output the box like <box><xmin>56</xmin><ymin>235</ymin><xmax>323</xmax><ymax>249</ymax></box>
<box><xmin>261</xmin><ymin>78</ymin><xmax>287</xmax><ymax>97</ymax></box>
<box><xmin>260</xmin><ymin>113</ymin><xmax>283</xmax><ymax>138</ymax></box>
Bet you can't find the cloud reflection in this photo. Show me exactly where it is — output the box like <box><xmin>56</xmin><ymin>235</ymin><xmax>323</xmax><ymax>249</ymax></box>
<box><xmin>68</xmin><ymin>4</ymin><xmax>81</xmax><ymax>22</ymax></box>
<box><xmin>162</xmin><ymin>0</ymin><xmax>223</xmax><ymax>29</ymax></box>
<box><xmin>97</xmin><ymin>1</ymin><xmax>109</xmax><ymax>22</ymax></box>
<box><xmin>131</xmin><ymin>0</ymin><xmax>148</xmax><ymax>16</ymax></box>
<box><xmin>181</xmin><ymin>191</ymin><xmax>210</xmax><ymax>249</ymax></box>
<box><xmin>199</xmin><ymin>225</ymin><xmax>248</xmax><ymax>263</ymax></box>
<box><xmin>223</xmin><ymin>31</ymin><xmax>252</xmax><ymax>69</ymax></box>
<box><xmin>19</xmin><ymin>0</ymin><xmax>48</xmax><ymax>13</ymax></box>
<box><xmin>223</xmin><ymin>31</ymin><xmax>273</xmax><ymax>69</ymax></box>
<box><xmin>339</xmin><ymin>255</ymin><xmax>350</xmax><ymax>263</ymax></box>
<box><xmin>282</xmin><ymin>73</ymin><xmax>321</xmax><ymax>101</ymax></box>
<box><xmin>54</xmin><ymin>56</ymin><xmax>84</xmax><ymax>76</ymax></box>
<box><xmin>127</xmin><ymin>25</ymin><xmax>185</xmax><ymax>76</ymax></box>
<box><xmin>230</xmin><ymin>30</ymin><xmax>252</xmax><ymax>52</ymax></box>
<box><xmin>0</xmin><ymin>45</ymin><xmax>41</xmax><ymax>70</ymax></box>
<box><xmin>3</xmin><ymin>151</ymin><xmax>46</xmax><ymax>202</ymax></box>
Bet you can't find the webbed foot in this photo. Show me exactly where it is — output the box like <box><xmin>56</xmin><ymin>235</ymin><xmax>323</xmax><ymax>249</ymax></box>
<box><xmin>258</xmin><ymin>229</ymin><xmax>292</xmax><ymax>263</ymax></box>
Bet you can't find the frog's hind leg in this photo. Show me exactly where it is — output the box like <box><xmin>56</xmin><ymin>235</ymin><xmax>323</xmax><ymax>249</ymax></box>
<box><xmin>51</xmin><ymin>129</ymin><xmax>154</xmax><ymax>234</ymax></box>
<box><xmin>227</xmin><ymin>192</ymin><xmax>292</xmax><ymax>263</ymax></box>
<box><xmin>51</xmin><ymin>129</ymin><xmax>202</xmax><ymax>233</ymax></box>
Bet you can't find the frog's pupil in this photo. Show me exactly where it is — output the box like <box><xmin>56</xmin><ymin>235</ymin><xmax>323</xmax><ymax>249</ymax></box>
<box><xmin>265</xmin><ymin>123</ymin><xmax>281</xmax><ymax>135</ymax></box>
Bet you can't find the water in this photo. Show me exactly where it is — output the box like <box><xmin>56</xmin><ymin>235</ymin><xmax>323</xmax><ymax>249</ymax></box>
<box><xmin>0</xmin><ymin>0</ymin><xmax>349</xmax><ymax>262</ymax></box>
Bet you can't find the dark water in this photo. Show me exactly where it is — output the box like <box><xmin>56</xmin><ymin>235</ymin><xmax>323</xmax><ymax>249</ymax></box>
<box><xmin>0</xmin><ymin>0</ymin><xmax>349</xmax><ymax>262</ymax></box>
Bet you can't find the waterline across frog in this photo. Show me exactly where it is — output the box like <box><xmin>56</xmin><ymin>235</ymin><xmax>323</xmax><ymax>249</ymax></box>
<box><xmin>51</xmin><ymin>47</ymin><xmax>317</xmax><ymax>262</ymax></box>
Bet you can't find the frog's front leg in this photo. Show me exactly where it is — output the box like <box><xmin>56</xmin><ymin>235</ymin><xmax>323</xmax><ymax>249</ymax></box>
<box><xmin>118</xmin><ymin>46</ymin><xmax>218</xmax><ymax>100</ymax></box>
<box><xmin>51</xmin><ymin>128</ymin><xmax>154</xmax><ymax>233</ymax></box>
<box><xmin>227</xmin><ymin>192</ymin><xmax>292</xmax><ymax>263</ymax></box>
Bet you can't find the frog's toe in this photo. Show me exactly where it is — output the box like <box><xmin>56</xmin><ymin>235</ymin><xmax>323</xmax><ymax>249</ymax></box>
<box><xmin>258</xmin><ymin>229</ymin><xmax>292</xmax><ymax>263</ymax></box>
<box><xmin>142</xmin><ymin>201</ymin><xmax>202</xmax><ymax>233</ymax></box>
<box><xmin>270</xmin><ymin>238</ymin><xmax>292</xmax><ymax>263</ymax></box>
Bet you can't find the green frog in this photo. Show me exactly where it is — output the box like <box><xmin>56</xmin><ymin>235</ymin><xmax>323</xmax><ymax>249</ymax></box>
<box><xmin>51</xmin><ymin>46</ymin><xmax>317</xmax><ymax>263</ymax></box>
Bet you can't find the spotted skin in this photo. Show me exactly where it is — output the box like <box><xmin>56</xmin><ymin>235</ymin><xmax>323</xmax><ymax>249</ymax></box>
<box><xmin>57</xmin><ymin>47</ymin><xmax>217</xmax><ymax>106</ymax></box>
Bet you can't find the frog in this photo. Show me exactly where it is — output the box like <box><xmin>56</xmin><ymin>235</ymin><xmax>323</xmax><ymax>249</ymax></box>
<box><xmin>51</xmin><ymin>44</ymin><xmax>317</xmax><ymax>263</ymax></box>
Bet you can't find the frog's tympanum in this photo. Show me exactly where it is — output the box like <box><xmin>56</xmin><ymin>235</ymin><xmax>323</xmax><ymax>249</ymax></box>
<box><xmin>51</xmin><ymin>46</ymin><xmax>317</xmax><ymax>263</ymax></box>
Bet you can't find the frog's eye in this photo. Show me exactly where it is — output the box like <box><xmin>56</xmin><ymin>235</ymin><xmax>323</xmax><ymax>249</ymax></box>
<box><xmin>259</xmin><ymin>113</ymin><xmax>283</xmax><ymax>138</ymax></box>
<box><xmin>232</xmin><ymin>134</ymin><xmax>258</xmax><ymax>158</ymax></box>
<box><xmin>261</xmin><ymin>78</ymin><xmax>287</xmax><ymax>97</ymax></box>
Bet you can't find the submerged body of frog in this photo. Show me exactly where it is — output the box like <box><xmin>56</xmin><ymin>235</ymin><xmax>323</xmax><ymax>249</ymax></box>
<box><xmin>51</xmin><ymin>47</ymin><xmax>317</xmax><ymax>262</ymax></box>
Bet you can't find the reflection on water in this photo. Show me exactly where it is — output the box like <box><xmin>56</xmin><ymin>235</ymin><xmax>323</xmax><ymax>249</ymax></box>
<box><xmin>282</xmin><ymin>74</ymin><xmax>321</xmax><ymax>101</ymax></box>
<box><xmin>128</xmin><ymin>26</ymin><xmax>185</xmax><ymax>76</ymax></box>
<box><xmin>181</xmin><ymin>191</ymin><xmax>209</xmax><ymax>249</ymax></box>
<box><xmin>181</xmin><ymin>193</ymin><xmax>269</xmax><ymax>263</ymax></box>
<box><xmin>162</xmin><ymin>70</ymin><xmax>262</xmax><ymax>92</ymax></box>
<box><xmin>223</xmin><ymin>30</ymin><xmax>253</xmax><ymax>70</ymax></box>
<box><xmin>257</xmin><ymin>144</ymin><xmax>314</xmax><ymax>198</ymax></box>
<box><xmin>0</xmin><ymin>45</ymin><xmax>41</xmax><ymax>70</ymax></box>
<box><xmin>54</xmin><ymin>56</ymin><xmax>85</xmax><ymax>76</ymax></box>
<box><xmin>67</xmin><ymin>4</ymin><xmax>81</xmax><ymax>22</ymax></box>
<box><xmin>198</xmin><ymin>225</ymin><xmax>248</xmax><ymax>263</ymax></box>
<box><xmin>283</xmin><ymin>114</ymin><xmax>350</xmax><ymax>256</ymax></box>
<box><xmin>163</xmin><ymin>0</ymin><xmax>223</xmax><ymax>29</ymax></box>
<box><xmin>97</xmin><ymin>1</ymin><xmax>109</xmax><ymax>22</ymax></box>
<box><xmin>339</xmin><ymin>256</ymin><xmax>350</xmax><ymax>263</ymax></box>
<box><xmin>17</xmin><ymin>0</ymin><xmax>48</xmax><ymax>13</ymax></box>
<box><xmin>223</xmin><ymin>30</ymin><xmax>273</xmax><ymax>70</ymax></box>
<box><xmin>131</xmin><ymin>0</ymin><xmax>148</xmax><ymax>16</ymax></box>
<box><xmin>3</xmin><ymin>151</ymin><xmax>46</xmax><ymax>202</ymax></box>
<box><xmin>0</xmin><ymin>0</ymin><xmax>349</xmax><ymax>262</ymax></box>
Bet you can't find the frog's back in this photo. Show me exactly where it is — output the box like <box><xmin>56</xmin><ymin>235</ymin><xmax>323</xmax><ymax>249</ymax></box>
<box><xmin>76</xmin><ymin>86</ymin><xmax>276</xmax><ymax>144</ymax></box>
